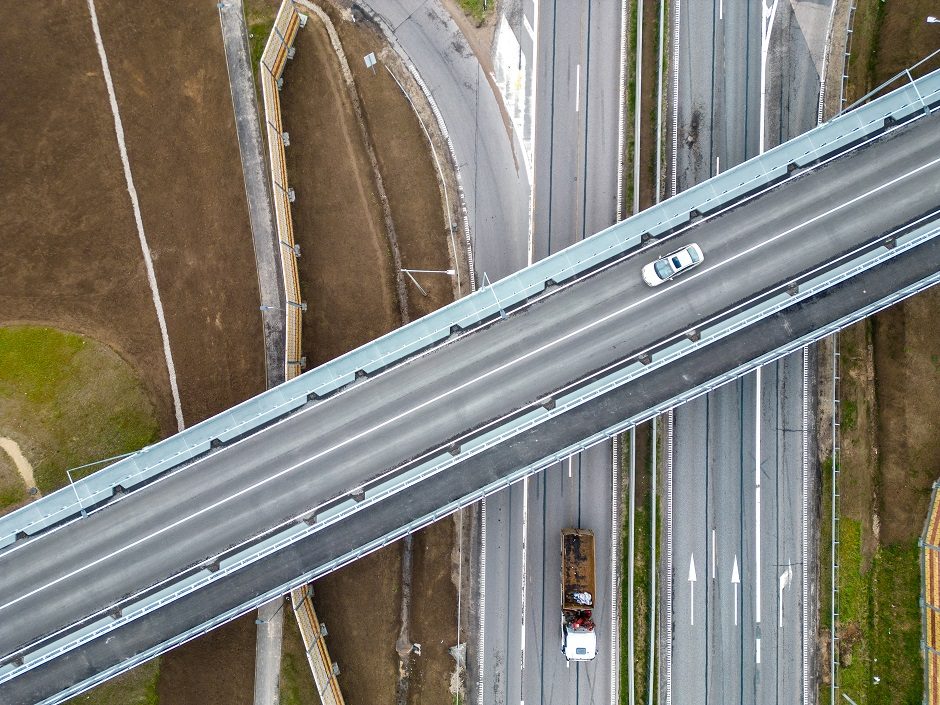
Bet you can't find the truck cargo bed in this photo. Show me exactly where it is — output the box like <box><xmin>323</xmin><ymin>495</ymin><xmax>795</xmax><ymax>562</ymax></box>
<box><xmin>561</xmin><ymin>528</ymin><xmax>596</xmax><ymax>610</ymax></box>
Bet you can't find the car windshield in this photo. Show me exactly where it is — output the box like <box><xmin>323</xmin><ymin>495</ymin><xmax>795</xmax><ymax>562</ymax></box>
<box><xmin>654</xmin><ymin>260</ymin><xmax>672</xmax><ymax>279</ymax></box>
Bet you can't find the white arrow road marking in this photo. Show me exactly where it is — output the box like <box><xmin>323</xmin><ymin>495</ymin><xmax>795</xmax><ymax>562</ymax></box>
<box><xmin>689</xmin><ymin>554</ymin><xmax>697</xmax><ymax>626</ymax></box>
<box><xmin>779</xmin><ymin>562</ymin><xmax>793</xmax><ymax>628</ymax></box>
<box><xmin>731</xmin><ymin>554</ymin><xmax>740</xmax><ymax>626</ymax></box>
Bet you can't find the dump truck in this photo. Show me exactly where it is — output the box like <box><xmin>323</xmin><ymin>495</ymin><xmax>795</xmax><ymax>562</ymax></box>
<box><xmin>561</xmin><ymin>528</ymin><xmax>597</xmax><ymax>661</ymax></box>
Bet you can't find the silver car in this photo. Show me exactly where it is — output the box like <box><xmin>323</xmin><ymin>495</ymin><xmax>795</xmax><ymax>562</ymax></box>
<box><xmin>641</xmin><ymin>243</ymin><xmax>704</xmax><ymax>286</ymax></box>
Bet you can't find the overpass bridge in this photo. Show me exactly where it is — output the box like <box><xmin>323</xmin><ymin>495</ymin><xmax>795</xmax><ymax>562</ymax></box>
<box><xmin>2</xmin><ymin>69</ymin><xmax>940</xmax><ymax>704</ymax></box>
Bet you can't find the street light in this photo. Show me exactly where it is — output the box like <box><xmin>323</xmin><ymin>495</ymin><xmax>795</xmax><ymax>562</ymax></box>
<box><xmin>400</xmin><ymin>268</ymin><xmax>455</xmax><ymax>297</ymax></box>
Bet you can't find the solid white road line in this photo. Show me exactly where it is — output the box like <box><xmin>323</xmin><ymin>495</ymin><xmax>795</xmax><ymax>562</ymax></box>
<box><xmin>478</xmin><ymin>496</ymin><xmax>487</xmax><ymax>705</ymax></box>
<box><xmin>576</xmin><ymin>63</ymin><xmax>581</xmax><ymax>113</ymax></box>
<box><xmin>616</xmin><ymin>0</ymin><xmax>629</xmax><ymax>219</ymax></box>
<box><xmin>755</xmin><ymin>366</ymin><xmax>762</xmax><ymax>627</ymax></box>
<box><xmin>670</xmin><ymin>0</ymin><xmax>680</xmax><ymax>197</ymax></box>
<box><xmin>711</xmin><ymin>528</ymin><xmax>716</xmax><ymax>579</ymax></box>
<box><xmin>627</xmin><ymin>429</ymin><xmax>636</xmax><ymax>705</ymax></box>
<box><xmin>526</xmin><ymin>0</ymin><xmax>540</xmax><ymax>267</ymax></box>
<box><xmin>86</xmin><ymin>0</ymin><xmax>185</xmax><ymax>432</ymax></box>
<box><xmin>632</xmin><ymin>0</ymin><xmax>643</xmax><ymax>215</ymax></box>
<box><xmin>519</xmin><ymin>477</ymin><xmax>528</xmax><ymax>702</ymax></box>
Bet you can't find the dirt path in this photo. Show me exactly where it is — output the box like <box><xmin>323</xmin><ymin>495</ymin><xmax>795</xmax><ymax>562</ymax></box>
<box><xmin>0</xmin><ymin>437</ymin><xmax>39</xmax><ymax>497</ymax></box>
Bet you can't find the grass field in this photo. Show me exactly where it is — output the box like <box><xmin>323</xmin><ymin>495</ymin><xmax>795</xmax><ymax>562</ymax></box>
<box><xmin>0</xmin><ymin>325</ymin><xmax>160</xmax><ymax>513</ymax></box>
<box><xmin>0</xmin><ymin>325</ymin><xmax>162</xmax><ymax>702</ymax></box>
<box><xmin>63</xmin><ymin>659</ymin><xmax>161</xmax><ymax>705</ymax></box>
<box><xmin>822</xmin><ymin>296</ymin><xmax>938</xmax><ymax>703</ymax></box>
<box><xmin>279</xmin><ymin>612</ymin><xmax>320</xmax><ymax>705</ymax></box>
<box><xmin>817</xmin><ymin>4</ymin><xmax>940</xmax><ymax>702</ymax></box>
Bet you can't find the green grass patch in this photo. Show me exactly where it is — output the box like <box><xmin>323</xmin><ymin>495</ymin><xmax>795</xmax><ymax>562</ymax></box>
<box><xmin>279</xmin><ymin>607</ymin><xmax>321</xmax><ymax>705</ymax></box>
<box><xmin>63</xmin><ymin>657</ymin><xmax>160</xmax><ymax>705</ymax></box>
<box><xmin>0</xmin><ymin>325</ymin><xmax>160</xmax><ymax>506</ymax></box>
<box><xmin>841</xmin><ymin>399</ymin><xmax>858</xmax><ymax>433</ymax></box>
<box><xmin>244</xmin><ymin>0</ymin><xmax>277</xmax><ymax>79</ymax></box>
<box><xmin>620</xmin><ymin>427</ymin><xmax>657</xmax><ymax>705</ymax></box>
<box><xmin>830</xmin><ymin>518</ymin><xmax>923</xmax><ymax>704</ymax></box>
<box><xmin>819</xmin><ymin>454</ymin><xmax>834</xmax><ymax>705</ymax></box>
<box><xmin>455</xmin><ymin>0</ymin><xmax>490</xmax><ymax>26</ymax></box>
<box><xmin>248</xmin><ymin>17</ymin><xmax>274</xmax><ymax>72</ymax></box>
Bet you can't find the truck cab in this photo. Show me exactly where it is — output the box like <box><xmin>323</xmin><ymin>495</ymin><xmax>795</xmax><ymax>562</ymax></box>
<box><xmin>563</xmin><ymin>617</ymin><xmax>597</xmax><ymax>661</ymax></box>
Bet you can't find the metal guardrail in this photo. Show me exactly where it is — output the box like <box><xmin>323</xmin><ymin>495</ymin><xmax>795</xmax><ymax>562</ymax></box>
<box><xmin>1</xmin><ymin>67</ymin><xmax>938</xmax><ymax>559</ymax></box>
<box><xmin>922</xmin><ymin>484</ymin><xmax>940</xmax><ymax>705</ymax></box>
<box><xmin>831</xmin><ymin>331</ymin><xmax>842</xmax><ymax>703</ymax></box>
<box><xmin>260</xmin><ymin>0</ymin><xmax>304</xmax><ymax>379</ymax></box>
<box><xmin>290</xmin><ymin>586</ymin><xmax>345</xmax><ymax>705</ymax></box>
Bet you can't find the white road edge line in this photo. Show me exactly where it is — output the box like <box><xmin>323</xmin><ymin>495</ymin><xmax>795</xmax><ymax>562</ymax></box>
<box><xmin>477</xmin><ymin>496</ymin><xmax>487</xmax><ymax>705</ymax></box>
<box><xmin>665</xmin><ymin>409</ymin><xmax>675</xmax><ymax>705</ymax></box>
<box><xmin>755</xmin><ymin>366</ymin><xmax>762</xmax><ymax>629</ymax></box>
<box><xmin>632</xmin><ymin>0</ymin><xmax>643</xmax><ymax>215</ymax></box>
<box><xmin>627</xmin><ymin>428</ymin><xmax>636</xmax><ymax>705</ymax></box>
<box><xmin>670</xmin><ymin>0</ymin><xmax>680</xmax><ymax>198</ymax></box>
<box><xmin>86</xmin><ymin>0</ymin><xmax>185</xmax><ymax>432</ymax></box>
<box><xmin>576</xmin><ymin>63</ymin><xmax>581</xmax><ymax>113</ymax></box>
<box><xmin>616</xmin><ymin>0</ymin><xmax>629</xmax><ymax>220</ymax></box>
<box><xmin>526</xmin><ymin>0</ymin><xmax>540</xmax><ymax>267</ymax></box>
<box><xmin>801</xmin><ymin>345</ymin><xmax>810</xmax><ymax>705</ymax></box>
<box><xmin>519</xmin><ymin>476</ymin><xmax>528</xmax><ymax>698</ymax></box>
<box><xmin>612</xmin><ymin>435</ymin><xmax>622</xmax><ymax>705</ymax></box>
<box><xmin>711</xmin><ymin>528</ymin><xmax>716</xmax><ymax>579</ymax></box>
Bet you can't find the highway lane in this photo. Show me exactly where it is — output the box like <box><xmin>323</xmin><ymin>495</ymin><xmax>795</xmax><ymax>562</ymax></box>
<box><xmin>480</xmin><ymin>0</ymin><xmax>623</xmax><ymax>702</ymax></box>
<box><xmin>2</xmin><ymin>111</ymin><xmax>939</xmax><ymax>672</ymax></box>
<box><xmin>8</xmin><ymin>222</ymin><xmax>940</xmax><ymax>705</ymax></box>
<box><xmin>669</xmin><ymin>0</ymin><xmax>828</xmax><ymax>702</ymax></box>
<box><xmin>361</xmin><ymin>0</ymin><xmax>531</xmax><ymax>279</ymax></box>
<box><xmin>522</xmin><ymin>444</ymin><xmax>615</xmax><ymax>704</ymax></box>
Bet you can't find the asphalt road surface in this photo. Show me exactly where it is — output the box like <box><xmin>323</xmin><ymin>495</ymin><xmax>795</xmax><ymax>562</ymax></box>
<box><xmin>2</xmin><ymin>110</ymin><xmax>939</xmax><ymax>702</ymax></box>
<box><xmin>669</xmin><ymin>0</ymin><xmax>830</xmax><ymax>703</ymax></box>
<box><xmin>362</xmin><ymin>0</ymin><xmax>531</xmax><ymax>279</ymax></box>
<box><xmin>480</xmin><ymin>0</ymin><xmax>623</xmax><ymax>702</ymax></box>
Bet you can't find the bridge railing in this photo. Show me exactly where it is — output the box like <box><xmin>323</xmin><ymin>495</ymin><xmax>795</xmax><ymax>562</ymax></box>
<box><xmin>1</xmin><ymin>68</ymin><xmax>938</xmax><ymax>553</ymax></box>
<box><xmin>260</xmin><ymin>1</ymin><xmax>304</xmax><ymax>379</ymax></box>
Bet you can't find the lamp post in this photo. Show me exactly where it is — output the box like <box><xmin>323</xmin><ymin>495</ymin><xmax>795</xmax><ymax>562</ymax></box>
<box><xmin>481</xmin><ymin>272</ymin><xmax>507</xmax><ymax>319</ymax></box>
<box><xmin>66</xmin><ymin>469</ymin><xmax>86</xmax><ymax>518</ymax></box>
<box><xmin>400</xmin><ymin>268</ymin><xmax>455</xmax><ymax>297</ymax></box>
